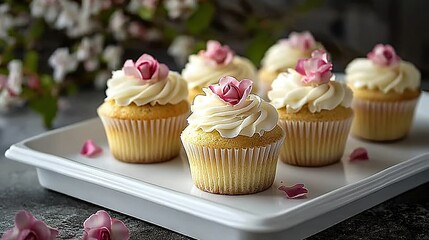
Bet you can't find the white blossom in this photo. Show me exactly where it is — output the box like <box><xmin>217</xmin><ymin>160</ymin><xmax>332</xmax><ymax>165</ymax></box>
<box><xmin>82</xmin><ymin>0</ymin><xmax>103</xmax><ymax>16</ymax></box>
<box><xmin>168</xmin><ymin>35</ymin><xmax>195</xmax><ymax>67</ymax></box>
<box><xmin>6</xmin><ymin>60</ymin><xmax>23</xmax><ymax>95</ymax></box>
<box><xmin>76</xmin><ymin>35</ymin><xmax>103</xmax><ymax>61</ymax></box>
<box><xmin>66</xmin><ymin>17</ymin><xmax>96</xmax><ymax>38</ymax></box>
<box><xmin>94</xmin><ymin>70</ymin><xmax>110</xmax><ymax>90</ymax></box>
<box><xmin>0</xmin><ymin>90</ymin><xmax>24</xmax><ymax>113</ymax></box>
<box><xmin>164</xmin><ymin>0</ymin><xmax>197</xmax><ymax>19</ymax></box>
<box><xmin>30</xmin><ymin>0</ymin><xmax>61</xmax><ymax>24</ymax></box>
<box><xmin>76</xmin><ymin>35</ymin><xmax>104</xmax><ymax>71</ymax></box>
<box><xmin>127</xmin><ymin>0</ymin><xmax>158</xmax><ymax>13</ymax></box>
<box><xmin>0</xmin><ymin>4</ymin><xmax>14</xmax><ymax>42</ymax></box>
<box><xmin>109</xmin><ymin>10</ymin><xmax>128</xmax><ymax>40</ymax></box>
<box><xmin>55</xmin><ymin>0</ymin><xmax>80</xmax><ymax>30</ymax></box>
<box><xmin>48</xmin><ymin>48</ymin><xmax>78</xmax><ymax>83</ymax></box>
<box><xmin>103</xmin><ymin>45</ymin><xmax>123</xmax><ymax>70</ymax></box>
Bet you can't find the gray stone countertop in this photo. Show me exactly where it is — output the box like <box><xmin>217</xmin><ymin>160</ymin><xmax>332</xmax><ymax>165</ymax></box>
<box><xmin>1</xmin><ymin>90</ymin><xmax>428</xmax><ymax>240</ymax></box>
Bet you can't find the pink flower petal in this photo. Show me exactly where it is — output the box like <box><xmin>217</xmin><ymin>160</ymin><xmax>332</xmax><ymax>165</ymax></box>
<box><xmin>287</xmin><ymin>31</ymin><xmax>316</xmax><ymax>51</ymax></box>
<box><xmin>349</xmin><ymin>147</ymin><xmax>369</xmax><ymax>161</ymax></box>
<box><xmin>157</xmin><ymin>63</ymin><xmax>169</xmax><ymax>80</ymax></box>
<box><xmin>110</xmin><ymin>218</ymin><xmax>130</xmax><ymax>240</ymax></box>
<box><xmin>84</xmin><ymin>210</ymin><xmax>112</xmax><ymax>230</ymax></box>
<box><xmin>31</xmin><ymin>220</ymin><xmax>53</xmax><ymax>240</ymax></box>
<box><xmin>278</xmin><ymin>184</ymin><xmax>308</xmax><ymax>199</ymax></box>
<box><xmin>1</xmin><ymin>229</ymin><xmax>15</xmax><ymax>240</ymax></box>
<box><xmin>367</xmin><ymin>44</ymin><xmax>400</xmax><ymax>67</ymax></box>
<box><xmin>210</xmin><ymin>76</ymin><xmax>253</xmax><ymax>106</ymax></box>
<box><xmin>14</xmin><ymin>210</ymin><xmax>35</xmax><ymax>230</ymax></box>
<box><xmin>80</xmin><ymin>140</ymin><xmax>102</xmax><ymax>157</ymax></box>
<box><xmin>295</xmin><ymin>50</ymin><xmax>333</xmax><ymax>85</ymax></box>
<box><xmin>122</xmin><ymin>60</ymin><xmax>142</xmax><ymax>80</ymax></box>
<box><xmin>200</xmin><ymin>40</ymin><xmax>234</xmax><ymax>66</ymax></box>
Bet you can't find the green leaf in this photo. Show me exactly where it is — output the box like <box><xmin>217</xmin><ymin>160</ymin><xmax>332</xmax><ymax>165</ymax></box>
<box><xmin>29</xmin><ymin>19</ymin><xmax>45</xmax><ymax>40</ymax></box>
<box><xmin>186</xmin><ymin>2</ymin><xmax>215</xmax><ymax>35</ymax></box>
<box><xmin>66</xmin><ymin>83</ymin><xmax>78</xmax><ymax>95</ymax></box>
<box><xmin>296</xmin><ymin>0</ymin><xmax>324</xmax><ymax>12</ymax></box>
<box><xmin>246</xmin><ymin>33</ymin><xmax>276</xmax><ymax>66</ymax></box>
<box><xmin>138</xmin><ymin>6</ymin><xmax>155</xmax><ymax>20</ymax></box>
<box><xmin>40</xmin><ymin>75</ymin><xmax>54</xmax><ymax>89</ymax></box>
<box><xmin>162</xmin><ymin>25</ymin><xmax>177</xmax><ymax>41</ymax></box>
<box><xmin>191</xmin><ymin>40</ymin><xmax>206</xmax><ymax>54</ymax></box>
<box><xmin>29</xmin><ymin>95</ymin><xmax>58</xmax><ymax>129</ymax></box>
<box><xmin>24</xmin><ymin>51</ymin><xmax>39</xmax><ymax>72</ymax></box>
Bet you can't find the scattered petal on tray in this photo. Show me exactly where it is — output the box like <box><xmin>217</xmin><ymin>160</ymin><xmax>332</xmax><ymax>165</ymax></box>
<box><xmin>80</xmin><ymin>139</ymin><xmax>102</xmax><ymax>157</ymax></box>
<box><xmin>349</xmin><ymin>147</ymin><xmax>369</xmax><ymax>161</ymax></box>
<box><xmin>278</xmin><ymin>184</ymin><xmax>308</xmax><ymax>199</ymax></box>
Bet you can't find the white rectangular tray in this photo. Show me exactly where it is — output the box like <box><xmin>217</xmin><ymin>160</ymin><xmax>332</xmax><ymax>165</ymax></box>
<box><xmin>6</xmin><ymin>93</ymin><xmax>429</xmax><ymax>240</ymax></box>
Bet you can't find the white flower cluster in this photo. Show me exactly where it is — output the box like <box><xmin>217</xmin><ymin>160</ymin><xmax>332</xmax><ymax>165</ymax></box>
<box><xmin>0</xmin><ymin>61</ymin><xmax>25</xmax><ymax>112</ymax></box>
<box><xmin>0</xmin><ymin>4</ymin><xmax>18</xmax><ymax>44</ymax></box>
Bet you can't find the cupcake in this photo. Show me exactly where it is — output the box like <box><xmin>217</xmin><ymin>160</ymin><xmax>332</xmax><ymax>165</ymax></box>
<box><xmin>268</xmin><ymin>51</ymin><xmax>353</xmax><ymax>167</ymax></box>
<box><xmin>181</xmin><ymin>76</ymin><xmax>284</xmax><ymax>195</ymax></box>
<box><xmin>345</xmin><ymin>44</ymin><xmax>421</xmax><ymax>141</ymax></box>
<box><xmin>259</xmin><ymin>31</ymin><xmax>324</xmax><ymax>98</ymax></box>
<box><xmin>97</xmin><ymin>54</ymin><xmax>189</xmax><ymax>163</ymax></box>
<box><xmin>182</xmin><ymin>40</ymin><xmax>258</xmax><ymax>103</ymax></box>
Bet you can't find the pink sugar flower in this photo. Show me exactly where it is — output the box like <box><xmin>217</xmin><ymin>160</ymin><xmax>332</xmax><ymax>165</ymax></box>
<box><xmin>199</xmin><ymin>40</ymin><xmax>234</xmax><ymax>66</ymax></box>
<box><xmin>284</xmin><ymin>31</ymin><xmax>316</xmax><ymax>51</ymax></box>
<box><xmin>1</xmin><ymin>210</ymin><xmax>58</xmax><ymax>240</ymax></box>
<box><xmin>367</xmin><ymin>44</ymin><xmax>400</xmax><ymax>67</ymax></box>
<box><xmin>83</xmin><ymin>210</ymin><xmax>129</xmax><ymax>240</ymax></box>
<box><xmin>122</xmin><ymin>54</ymin><xmax>169</xmax><ymax>82</ymax></box>
<box><xmin>295</xmin><ymin>50</ymin><xmax>333</xmax><ymax>85</ymax></box>
<box><xmin>209</xmin><ymin>76</ymin><xmax>252</xmax><ymax>106</ymax></box>
<box><xmin>278</xmin><ymin>184</ymin><xmax>308</xmax><ymax>199</ymax></box>
<box><xmin>349</xmin><ymin>147</ymin><xmax>369</xmax><ymax>161</ymax></box>
<box><xmin>80</xmin><ymin>140</ymin><xmax>102</xmax><ymax>157</ymax></box>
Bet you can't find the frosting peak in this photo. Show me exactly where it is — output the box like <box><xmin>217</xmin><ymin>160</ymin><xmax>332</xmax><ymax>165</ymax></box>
<box><xmin>268</xmin><ymin>69</ymin><xmax>353</xmax><ymax>113</ymax></box>
<box><xmin>105</xmin><ymin>70</ymin><xmax>188</xmax><ymax>106</ymax></box>
<box><xmin>346</xmin><ymin>44</ymin><xmax>420</xmax><ymax>94</ymax></box>
<box><xmin>261</xmin><ymin>31</ymin><xmax>323</xmax><ymax>72</ymax></box>
<box><xmin>182</xmin><ymin>54</ymin><xmax>257</xmax><ymax>89</ymax></box>
<box><xmin>188</xmin><ymin>78</ymin><xmax>278</xmax><ymax>138</ymax></box>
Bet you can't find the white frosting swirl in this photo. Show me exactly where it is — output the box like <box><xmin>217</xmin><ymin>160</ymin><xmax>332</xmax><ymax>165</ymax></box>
<box><xmin>345</xmin><ymin>58</ymin><xmax>420</xmax><ymax>93</ymax></box>
<box><xmin>268</xmin><ymin>69</ymin><xmax>353</xmax><ymax>113</ymax></box>
<box><xmin>105</xmin><ymin>70</ymin><xmax>188</xmax><ymax>106</ymax></box>
<box><xmin>182</xmin><ymin>55</ymin><xmax>257</xmax><ymax>89</ymax></box>
<box><xmin>261</xmin><ymin>42</ymin><xmax>322</xmax><ymax>72</ymax></box>
<box><xmin>187</xmin><ymin>88</ymin><xmax>278</xmax><ymax>138</ymax></box>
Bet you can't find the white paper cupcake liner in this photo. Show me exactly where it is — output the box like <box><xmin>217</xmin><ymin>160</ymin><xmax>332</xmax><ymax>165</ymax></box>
<box><xmin>351</xmin><ymin>98</ymin><xmax>418</xmax><ymax>141</ymax></box>
<box><xmin>99</xmin><ymin>113</ymin><xmax>188</xmax><ymax>163</ymax></box>
<box><xmin>278</xmin><ymin>117</ymin><xmax>353</xmax><ymax>166</ymax></box>
<box><xmin>181</xmin><ymin>138</ymin><xmax>284</xmax><ymax>195</ymax></box>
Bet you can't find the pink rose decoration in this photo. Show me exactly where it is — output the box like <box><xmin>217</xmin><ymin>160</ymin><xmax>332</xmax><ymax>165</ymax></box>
<box><xmin>83</xmin><ymin>210</ymin><xmax>129</xmax><ymax>240</ymax></box>
<box><xmin>349</xmin><ymin>147</ymin><xmax>369</xmax><ymax>162</ymax></box>
<box><xmin>80</xmin><ymin>140</ymin><xmax>103</xmax><ymax>157</ymax></box>
<box><xmin>122</xmin><ymin>54</ymin><xmax>169</xmax><ymax>82</ymax></box>
<box><xmin>295</xmin><ymin>50</ymin><xmax>333</xmax><ymax>85</ymax></box>
<box><xmin>209</xmin><ymin>76</ymin><xmax>252</xmax><ymax>106</ymax></box>
<box><xmin>199</xmin><ymin>40</ymin><xmax>234</xmax><ymax>66</ymax></box>
<box><xmin>367</xmin><ymin>44</ymin><xmax>400</xmax><ymax>67</ymax></box>
<box><xmin>1</xmin><ymin>210</ymin><xmax>58</xmax><ymax>240</ymax></box>
<box><xmin>283</xmin><ymin>31</ymin><xmax>316</xmax><ymax>51</ymax></box>
<box><xmin>278</xmin><ymin>184</ymin><xmax>309</xmax><ymax>199</ymax></box>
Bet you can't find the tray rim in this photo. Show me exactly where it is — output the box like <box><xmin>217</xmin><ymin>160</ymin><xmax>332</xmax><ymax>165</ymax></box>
<box><xmin>5</xmin><ymin>116</ymin><xmax>429</xmax><ymax>233</ymax></box>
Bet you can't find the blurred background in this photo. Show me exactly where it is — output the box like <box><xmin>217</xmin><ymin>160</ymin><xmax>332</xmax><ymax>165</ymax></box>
<box><xmin>0</xmin><ymin>0</ymin><xmax>427</xmax><ymax>127</ymax></box>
